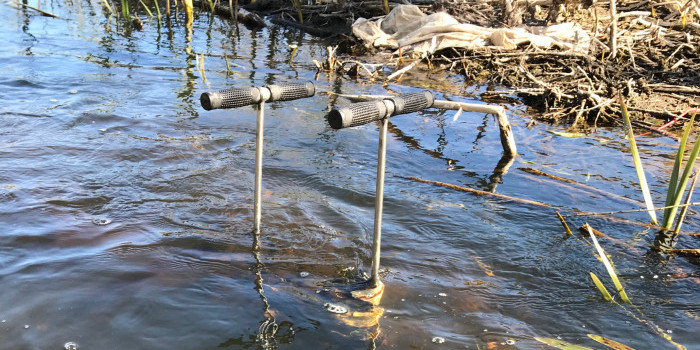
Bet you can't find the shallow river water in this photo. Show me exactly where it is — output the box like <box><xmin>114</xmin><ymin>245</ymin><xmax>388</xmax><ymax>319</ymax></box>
<box><xmin>1</xmin><ymin>1</ymin><xmax>698</xmax><ymax>349</ymax></box>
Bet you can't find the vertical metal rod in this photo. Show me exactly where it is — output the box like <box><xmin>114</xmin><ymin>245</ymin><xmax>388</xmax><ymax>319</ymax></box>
<box><xmin>253</xmin><ymin>101</ymin><xmax>265</xmax><ymax>233</ymax></box>
<box><xmin>370</xmin><ymin>117</ymin><xmax>388</xmax><ymax>287</ymax></box>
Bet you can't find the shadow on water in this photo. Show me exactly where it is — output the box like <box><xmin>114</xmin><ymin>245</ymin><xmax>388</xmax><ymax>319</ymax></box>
<box><xmin>0</xmin><ymin>1</ymin><xmax>698</xmax><ymax>349</ymax></box>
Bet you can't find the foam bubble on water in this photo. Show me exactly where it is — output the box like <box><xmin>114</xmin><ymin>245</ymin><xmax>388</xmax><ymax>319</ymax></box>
<box><xmin>92</xmin><ymin>218</ymin><xmax>112</xmax><ymax>226</ymax></box>
<box><xmin>299</xmin><ymin>272</ymin><xmax>309</xmax><ymax>278</ymax></box>
<box><xmin>64</xmin><ymin>342</ymin><xmax>79</xmax><ymax>350</ymax></box>
<box><xmin>323</xmin><ymin>303</ymin><xmax>348</xmax><ymax>314</ymax></box>
<box><xmin>431</xmin><ymin>336</ymin><xmax>445</xmax><ymax>344</ymax></box>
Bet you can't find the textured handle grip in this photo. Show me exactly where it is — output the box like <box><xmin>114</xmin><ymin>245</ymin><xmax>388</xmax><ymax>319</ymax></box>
<box><xmin>200</xmin><ymin>87</ymin><xmax>262</xmax><ymax>110</ymax></box>
<box><xmin>327</xmin><ymin>100</ymin><xmax>388</xmax><ymax>129</ymax></box>
<box><xmin>266</xmin><ymin>82</ymin><xmax>315</xmax><ymax>102</ymax></box>
<box><xmin>386</xmin><ymin>91</ymin><xmax>434</xmax><ymax>116</ymax></box>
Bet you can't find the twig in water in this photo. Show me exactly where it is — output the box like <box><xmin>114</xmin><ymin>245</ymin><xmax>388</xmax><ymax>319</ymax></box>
<box><xmin>403</xmin><ymin>176</ymin><xmax>554</xmax><ymax>208</ymax></box>
<box><xmin>556</xmin><ymin>211</ymin><xmax>573</xmax><ymax>235</ymax></box>
<box><xmin>12</xmin><ymin>2</ymin><xmax>60</xmax><ymax>17</ymax></box>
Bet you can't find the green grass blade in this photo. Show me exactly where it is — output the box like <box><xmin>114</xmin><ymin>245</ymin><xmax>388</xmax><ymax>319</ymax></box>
<box><xmin>587</xmin><ymin>334</ymin><xmax>636</xmax><ymax>350</ymax></box>
<box><xmin>556</xmin><ymin>211</ymin><xmax>573</xmax><ymax>235</ymax></box>
<box><xmin>121</xmin><ymin>0</ymin><xmax>130</xmax><ymax>21</ymax></box>
<box><xmin>664</xmin><ymin>113</ymin><xmax>698</xmax><ymax>229</ymax></box>
<box><xmin>139</xmin><ymin>0</ymin><xmax>153</xmax><ymax>18</ymax></box>
<box><xmin>224</xmin><ymin>54</ymin><xmax>232</xmax><ymax>74</ymax></box>
<box><xmin>534</xmin><ymin>337</ymin><xmax>594</xmax><ymax>350</ymax></box>
<box><xmin>589</xmin><ymin>272</ymin><xmax>613</xmax><ymax>301</ymax></box>
<box><xmin>586</xmin><ymin>224</ymin><xmax>630</xmax><ymax>303</ymax></box>
<box><xmin>620</xmin><ymin>95</ymin><xmax>657</xmax><ymax>224</ymax></box>
<box><xmin>673</xmin><ymin>171</ymin><xmax>698</xmax><ymax>234</ymax></box>
<box><xmin>153</xmin><ymin>0</ymin><xmax>161</xmax><ymax>21</ymax></box>
<box><xmin>662</xmin><ymin>113</ymin><xmax>695</xmax><ymax>227</ymax></box>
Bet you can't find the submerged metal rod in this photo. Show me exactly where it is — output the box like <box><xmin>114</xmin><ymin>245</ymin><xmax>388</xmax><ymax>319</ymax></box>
<box><xmin>370</xmin><ymin>117</ymin><xmax>388</xmax><ymax>287</ymax></box>
<box><xmin>253</xmin><ymin>101</ymin><xmax>265</xmax><ymax>233</ymax></box>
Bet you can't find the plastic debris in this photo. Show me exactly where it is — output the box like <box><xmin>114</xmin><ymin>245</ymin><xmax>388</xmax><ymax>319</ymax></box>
<box><xmin>299</xmin><ymin>272</ymin><xmax>309</xmax><ymax>278</ymax></box>
<box><xmin>65</xmin><ymin>342</ymin><xmax>79</xmax><ymax>350</ymax></box>
<box><xmin>352</xmin><ymin>5</ymin><xmax>590</xmax><ymax>55</ymax></box>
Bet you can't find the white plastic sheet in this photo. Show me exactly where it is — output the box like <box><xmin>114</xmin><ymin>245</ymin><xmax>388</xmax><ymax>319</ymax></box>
<box><xmin>352</xmin><ymin>5</ymin><xmax>591</xmax><ymax>54</ymax></box>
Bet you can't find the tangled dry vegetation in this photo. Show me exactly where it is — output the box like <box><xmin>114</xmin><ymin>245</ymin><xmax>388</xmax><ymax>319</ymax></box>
<box><xmin>435</xmin><ymin>0</ymin><xmax>700</xmax><ymax>129</ymax></box>
<box><xmin>234</xmin><ymin>0</ymin><xmax>699</xmax><ymax>130</ymax></box>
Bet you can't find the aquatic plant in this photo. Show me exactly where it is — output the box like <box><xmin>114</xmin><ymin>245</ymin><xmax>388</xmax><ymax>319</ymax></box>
<box><xmin>585</xmin><ymin>224</ymin><xmax>630</xmax><ymax>303</ymax></box>
<box><xmin>672</xmin><ymin>170</ymin><xmax>698</xmax><ymax>234</ymax></box>
<box><xmin>290</xmin><ymin>0</ymin><xmax>303</xmax><ymax>24</ymax></box>
<box><xmin>619</xmin><ymin>94</ymin><xmax>657</xmax><ymax>224</ymax></box>
<box><xmin>620</xmin><ymin>97</ymin><xmax>699</xmax><ymax>232</ymax></box>
<box><xmin>154</xmin><ymin>0</ymin><xmax>161</xmax><ymax>21</ymax></box>
<box><xmin>121</xmin><ymin>0</ymin><xmax>131</xmax><ymax>21</ymax></box>
<box><xmin>661</xmin><ymin>112</ymin><xmax>699</xmax><ymax>230</ymax></box>
<box><xmin>139</xmin><ymin>0</ymin><xmax>153</xmax><ymax>18</ymax></box>
<box><xmin>183</xmin><ymin>0</ymin><xmax>194</xmax><ymax>24</ymax></box>
<box><xmin>589</xmin><ymin>272</ymin><xmax>612</xmax><ymax>301</ymax></box>
<box><xmin>587</xmin><ymin>334</ymin><xmax>636</xmax><ymax>350</ymax></box>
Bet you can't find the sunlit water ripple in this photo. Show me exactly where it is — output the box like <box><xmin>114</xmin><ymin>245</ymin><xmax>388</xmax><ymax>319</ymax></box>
<box><xmin>0</xmin><ymin>1</ymin><xmax>698</xmax><ymax>349</ymax></box>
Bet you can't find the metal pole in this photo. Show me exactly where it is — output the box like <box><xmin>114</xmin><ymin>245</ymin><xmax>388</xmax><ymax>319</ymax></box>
<box><xmin>253</xmin><ymin>101</ymin><xmax>265</xmax><ymax>233</ymax></box>
<box><xmin>370</xmin><ymin>117</ymin><xmax>388</xmax><ymax>287</ymax></box>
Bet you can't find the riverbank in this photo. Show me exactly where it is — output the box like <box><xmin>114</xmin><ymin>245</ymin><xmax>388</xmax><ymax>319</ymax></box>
<box><xmin>205</xmin><ymin>0</ymin><xmax>698</xmax><ymax>131</ymax></box>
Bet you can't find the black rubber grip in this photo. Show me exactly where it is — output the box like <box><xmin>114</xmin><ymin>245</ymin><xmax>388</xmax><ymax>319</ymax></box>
<box><xmin>386</xmin><ymin>91</ymin><xmax>434</xmax><ymax>116</ymax></box>
<box><xmin>327</xmin><ymin>100</ymin><xmax>388</xmax><ymax>129</ymax></box>
<box><xmin>266</xmin><ymin>82</ymin><xmax>315</xmax><ymax>102</ymax></box>
<box><xmin>200</xmin><ymin>87</ymin><xmax>262</xmax><ymax>110</ymax></box>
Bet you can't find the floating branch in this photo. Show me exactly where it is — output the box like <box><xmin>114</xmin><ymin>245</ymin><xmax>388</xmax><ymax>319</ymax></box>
<box><xmin>11</xmin><ymin>2</ymin><xmax>60</xmax><ymax>17</ymax></box>
<box><xmin>404</xmin><ymin>176</ymin><xmax>553</xmax><ymax>208</ymax></box>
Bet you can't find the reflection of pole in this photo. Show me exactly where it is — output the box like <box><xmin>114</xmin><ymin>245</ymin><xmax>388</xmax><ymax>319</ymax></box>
<box><xmin>370</xmin><ymin>118</ymin><xmax>388</xmax><ymax>287</ymax></box>
<box><xmin>487</xmin><ymin>153</ymin><xmax>516</xmax><ymax>192</ymax></box>
<box><xmin>252</xmin><ymin>232</ymin><xmax>279</xmax><ymax>346</ymax></box>
<box><xmin>254</xmin><ymin>101</ymin><xmax>265</xmax><ymax>233</ymax></box>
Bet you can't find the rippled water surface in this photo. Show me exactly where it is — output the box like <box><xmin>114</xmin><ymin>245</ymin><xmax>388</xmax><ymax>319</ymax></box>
<box><xmin>1</xmin><ymin>1</ymin><xmax>698</xmax><ymax>349</ymax></box>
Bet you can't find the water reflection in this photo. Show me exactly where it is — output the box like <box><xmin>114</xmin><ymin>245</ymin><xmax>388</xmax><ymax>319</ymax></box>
<box><xmin>1</xmin><ymin>2</ymin><xmax>698</xmax><ymax>349</ymax></box>
<box><xmin>250</xmin><ymin>231</ymin><xmax>296</xmax><ymax>348</ymax></box>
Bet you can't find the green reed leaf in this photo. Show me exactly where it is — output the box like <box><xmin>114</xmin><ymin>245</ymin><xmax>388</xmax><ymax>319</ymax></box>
<box><xmin>534</xmin><ymin>337</ymin><xmax>594</xmax><ymax>350</ymax></box>
<box><xmin>586</xmin><ymin>224</ymin><xmax>630</xmax><ymax>303</ymax></box>
<box><xmin>663</xmin><ymin>113</ymin><xmax>698</xmax><ymax>229</ymax></box>
<box><xmin>589</xmin><ymin>272</ymin><xmax>613</xmax><ymax>301</ymax></box>
<box><xmin>620</xmin><ymin>95</ymin><xmax>657</xmax><ymax>224</ymax></box>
